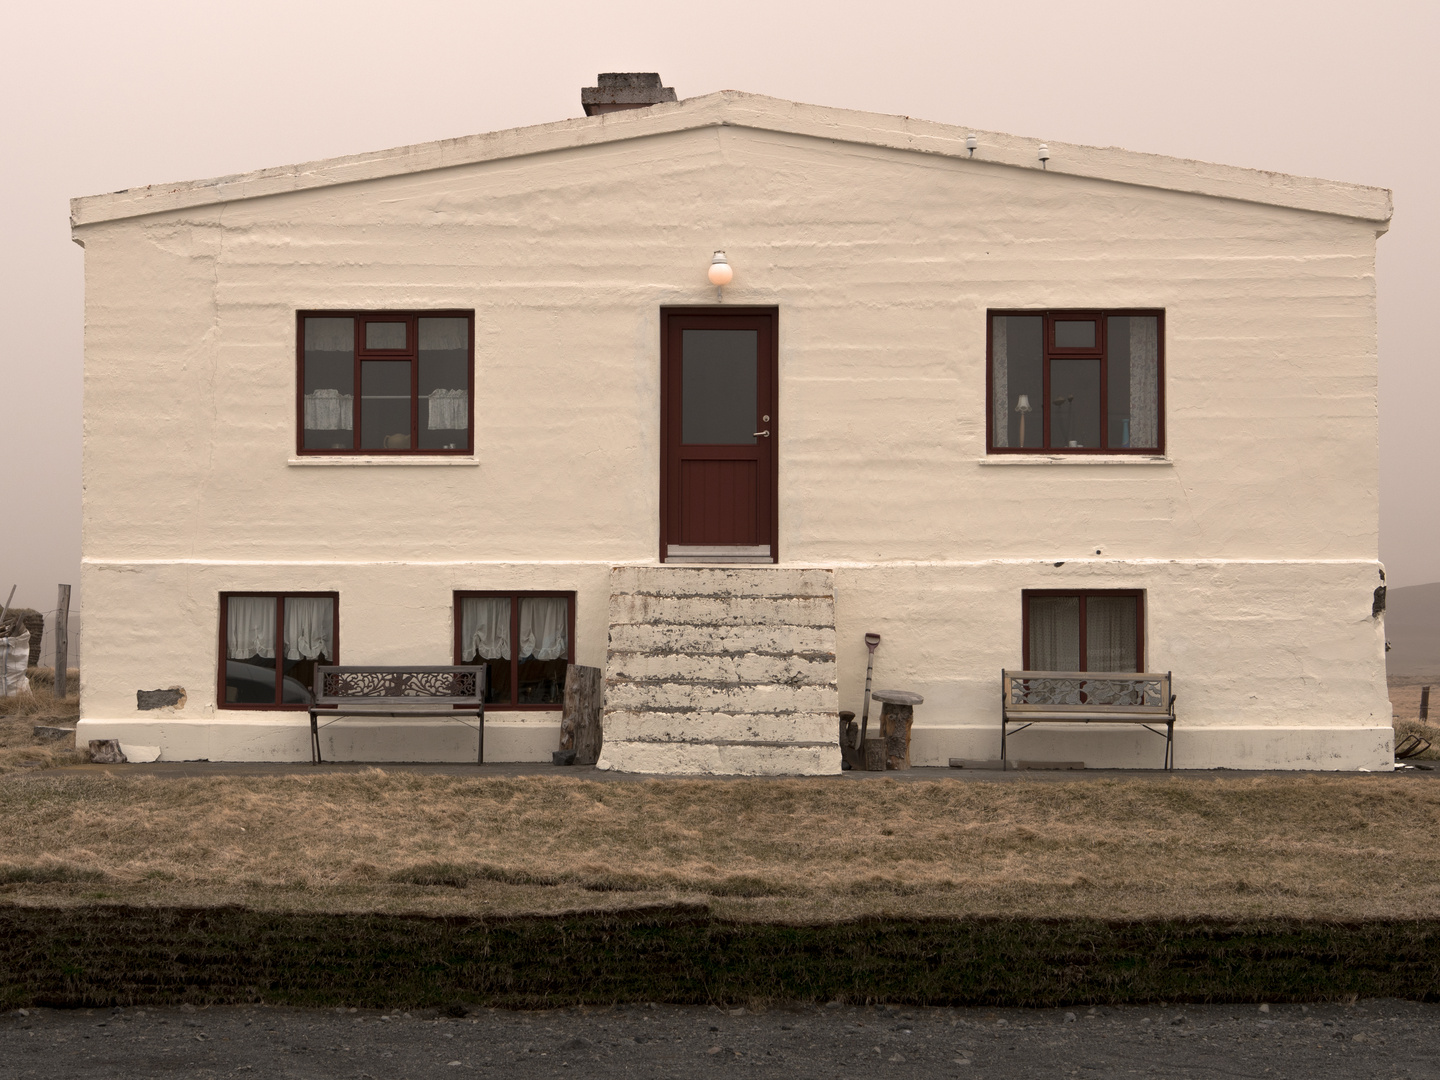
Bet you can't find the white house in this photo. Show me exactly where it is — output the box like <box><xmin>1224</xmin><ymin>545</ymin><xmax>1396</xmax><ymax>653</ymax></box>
<box><xmin>71</xmin><ymin>76</ymin><xmax>1394</xmax><ymax>772</ymax></box>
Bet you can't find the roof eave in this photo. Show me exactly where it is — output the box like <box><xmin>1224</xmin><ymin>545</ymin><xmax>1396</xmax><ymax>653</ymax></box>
<box><xmin>69</xmin><ymin>90</ymin><xmax>1393</xmax><ymax>230</ymax></box>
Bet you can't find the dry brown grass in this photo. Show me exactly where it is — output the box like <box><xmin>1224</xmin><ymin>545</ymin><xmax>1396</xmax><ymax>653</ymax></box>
<box><xmin>1390</xmin><ymin>677</ymin><xmax>1440</xmax><ymax>760</ymax></box>
<box><xmin>0</xmin><ymin>667</ymin><xmax>85</xmax><ymax>774</ymax></box>
<box><xmin>1</xmin><ymin>770</ymin><xmax>1437</xmax><ymax>923</ymax></box>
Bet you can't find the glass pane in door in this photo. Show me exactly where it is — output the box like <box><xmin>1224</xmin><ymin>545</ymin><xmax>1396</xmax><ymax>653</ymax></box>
<box><xmin>681</xmin><ymin>329</ymin><xmax>758</xmax><ymax>444</ymax></box>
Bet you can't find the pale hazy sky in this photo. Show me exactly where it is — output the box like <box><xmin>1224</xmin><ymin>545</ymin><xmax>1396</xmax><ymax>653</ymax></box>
<box><xmin>3</xmin><ymin>0</ymin><xmax>1436</xmax><ymax>616</ymax></box>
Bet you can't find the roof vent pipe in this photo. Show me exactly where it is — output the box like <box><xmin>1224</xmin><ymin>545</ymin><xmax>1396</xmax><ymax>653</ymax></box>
<box><xmin>581</xmin><ymin>73</ymin><xmax>677</xmax><ymax>116</ymax></box>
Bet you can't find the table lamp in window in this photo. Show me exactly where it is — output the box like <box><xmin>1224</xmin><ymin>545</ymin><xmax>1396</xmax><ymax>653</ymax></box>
<box><xmin>1014</xmin><ymin>394</ymin><xmax>1031</xmax><ymax>448</ymax></box>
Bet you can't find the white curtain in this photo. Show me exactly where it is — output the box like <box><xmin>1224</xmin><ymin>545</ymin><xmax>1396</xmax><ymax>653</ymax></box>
<box><xmin>305</xmin><ymin>317</ymin><xmax>354</xmax><ymax>353</ymax></box>
<box><xmin>991</xmin><ymin>316</ymin><xmax>1009</xmax><ymax>447</ymax></box>
<box><xmin>520</xmin><ymin>598</ymin><xmax>568</xmax><ymax>661</ymax></box>
<box><xmin>461</xmin><ymin>597</ymin><xmax>511</xmax><ymax>661</ymax></box>
<box><xmin>1129</xmin><ymin>317</ymin><xmax>1159</xmax><ymax>449</ymax></box>
<box><xmin>419</xmin><ymin>318</ymin><xmax>469</xmax><ymax>351</ymax></box>
<box><xmin>427</xmin><ymin>389</ymin><xmax>468</xmax><ymax>430</ymax></box>
<box><xmin>1086</xmin><ymin>596</ymin><xmax>1138</xmax><ymax>672</ymax></box>
<box><xmin>227</xmin><ymin>597</ymin><xmax>276</xmax><ymax>659</ymax></box>
<box><xmin>1028</xmin><ymin>596</ymin><xmax>1079</xmax><ymax>670</ymax></box>
<box><xmin>284</xmin><ymin>598</ymin><xmax>334</xmax><ymax>661</ymax></box>
<box><xmin>304</xmin><ymin>388</ymin><xmax>354</xmax><ymax>430</ymax></box>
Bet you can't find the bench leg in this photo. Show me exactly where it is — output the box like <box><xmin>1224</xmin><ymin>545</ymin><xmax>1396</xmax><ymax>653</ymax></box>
<box><xmin>310</xmin><ymin>711</ymin><xmax>321</xmax><ymax>765</ymax></box>
<box><xmin>477</xmin><ymin>707</ymin><xmax>485</xmax><ymax>765</ymax></box>
<box><xmin>1000</xmin><ymin>719</ymin><xmax>1007</xmax><ymax>766</ymax></box>
<box><xmin>1166</xmin><ymin>720</ymin><xmax>1174</xmax><ymax>770</ymax></box>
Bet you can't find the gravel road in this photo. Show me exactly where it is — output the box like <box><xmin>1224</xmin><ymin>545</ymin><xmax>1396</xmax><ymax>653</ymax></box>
<box><xmin>4</xmin><ymin>999</ymin><xmax>1439</xmax><ymax>1078</ymax></box>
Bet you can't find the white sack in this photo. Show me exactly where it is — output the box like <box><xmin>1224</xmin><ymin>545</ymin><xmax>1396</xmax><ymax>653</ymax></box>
<box><xmin>1</xmin><ymin>630</ymin><xmax>31</xmax><ymax>696</ymax></box>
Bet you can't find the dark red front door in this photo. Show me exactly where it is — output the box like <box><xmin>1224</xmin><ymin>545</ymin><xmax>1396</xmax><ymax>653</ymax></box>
<box><xmin>661</xmin><ymin>309</ymin><xmax>778</xmax><ymax>563</ymax></box>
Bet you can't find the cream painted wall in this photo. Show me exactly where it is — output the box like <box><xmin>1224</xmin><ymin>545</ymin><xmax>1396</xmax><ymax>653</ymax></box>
<box><xmin>74</xmin><ymin>117</ymin><xmax>1389</xmax><ymax>766</ymax></box>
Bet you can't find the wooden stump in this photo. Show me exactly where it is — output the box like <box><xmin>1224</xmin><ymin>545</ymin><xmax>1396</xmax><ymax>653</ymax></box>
<box><xmin>872</xmin><ymin>689</ymin><xmax>924</xmax><ymax>771</ymax></box>
<box><xmin>561</xmin><ymin>664</ymin><xmax>604</xmax><ymax>766</ymax></box>
<box><xmin>863</xmin><ymin>738</ymin><xmax>888</xmax><ymax>773</ymax></box>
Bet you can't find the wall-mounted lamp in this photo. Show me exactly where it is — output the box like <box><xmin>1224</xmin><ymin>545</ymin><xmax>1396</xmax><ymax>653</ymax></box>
<box><xmin>708</xmin><ymin>250</ymin><xmax>733</xmax><ymax>300</ymax></box>
<box><xmin>1014</xmin><ymin>393</ymin><xmax>1032</xmax><ymax>446</ymax></box>
<box><xmin>965</xmin><ymin>135</ymin><xmax>978</xmax><ymax>157</ymax></box>
<box><xmin>1037</xmin><ymin>144</ymin><xmax>1050</xmax><ymax>169</ymax></box>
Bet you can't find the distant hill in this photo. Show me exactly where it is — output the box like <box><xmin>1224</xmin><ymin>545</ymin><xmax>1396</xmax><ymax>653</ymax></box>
<box><xmin>1386</xmin><ymin>582</ymin><xmax>1440</xmax><ymax>679</ymax></box>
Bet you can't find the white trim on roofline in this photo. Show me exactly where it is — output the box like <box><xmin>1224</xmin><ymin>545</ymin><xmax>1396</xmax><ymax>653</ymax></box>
<box><xmin>69</xmin><ymin>91</ymin><xmax>1392</xmax><ymax>230</ymax></box>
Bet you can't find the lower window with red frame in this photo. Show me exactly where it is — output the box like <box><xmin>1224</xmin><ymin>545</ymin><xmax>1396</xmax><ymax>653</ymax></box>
<box><xmin>454</xmin><ymin>592</ymin><xmax>575</xmax><ymax>707</ymax></box>
<box><xmin>1022</xmin><ymin>589</ymin><xmax>1143</xmax><ymax>672</ymax></box>
<box><xmin>220</xmin><ymin>592</ymin><xmax>338</xmax><ymax>707</ymax></box>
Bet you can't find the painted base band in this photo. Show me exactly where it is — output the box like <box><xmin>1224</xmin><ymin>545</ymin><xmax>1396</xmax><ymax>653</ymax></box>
<box><xmin>74</xmin><ymin>717</ymin><xmax>1394</xmax><ymax>772</ymax></box>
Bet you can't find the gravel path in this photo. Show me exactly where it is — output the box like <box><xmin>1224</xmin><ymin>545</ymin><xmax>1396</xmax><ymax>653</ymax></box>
<box><xmin>5</xmin><ymin>999</ymin><xmax>1440</xmax><ymax>1078</ymax></box>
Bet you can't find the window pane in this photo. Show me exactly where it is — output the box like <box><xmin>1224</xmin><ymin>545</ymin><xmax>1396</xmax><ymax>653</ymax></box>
<box><xmin>460</xmin><ymin>597</ymin><xmax>511</xmax><ymax>705</ymax></box>
<box><xmin>225</xmin><ymin>596</ymin><xmax>277</xmax><ymax>703</ymax></box>
<box><xmin>281</xmin><ymin>597</ymin><xmax>334</xmax><ymax>704</ymax></box>
<box><xmin>303</xmin><ymin>318</ymin><xmax>355</xmax><ymax>450</ymax></box>
<box><xmin>1054</xmin><ymin>320</ymin><xmax>1096</xmax><ymax>349</ymax></box>
<box><xmin>1029</xmin><ymin>596</ymin><xmax>1080</xmax><ymax>670</ymax></box>
<box><xmin>1049</xmin><ymin>359</ymin><xmax>1101</xmax><ymax>448</ymax></box>
<box><xmin>991</xmin><ymin>315</ymin><xmax>1043</xmax><ymax>448</ymax></box>
<box><xmin>1087</xmin><ymin>596</ymin><xmax>1138</xmax><ymax>672</ymax></box>
<box><xmin>418</xmin><ymin>318</ymin><xmax>469</xmax><ymax>449</ymax></box>
<box><xmin>366</xmin><ymin>321</ymin><xmax>407</xmax><ymax>350</ymax></box>
<box><xmin>682</xmin><ymin>329</ymin><xmax>758</xmax><ymax>444</ymax></box>
<box><xmin>360</xmin><ymin>360</ymin><xmax>413</xmax><ymax>449</ymax></box>
<box><xmin>1107</xmin><ymin>316</ymin><xmax>1159</xmax><ymax>449</ymax></box>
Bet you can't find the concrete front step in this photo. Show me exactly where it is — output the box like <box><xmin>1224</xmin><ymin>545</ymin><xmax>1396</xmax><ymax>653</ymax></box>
<box><xmin>601</xmin><ymin>565</ymin><xmax>840</xmax><ymax>776</ymax></box>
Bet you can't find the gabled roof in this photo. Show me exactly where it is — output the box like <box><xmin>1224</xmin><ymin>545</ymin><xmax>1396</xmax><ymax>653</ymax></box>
<box><xmin>70</xmin><ymin>91</ymin><xmax>1392</xmax><ymax>229</ymax></box>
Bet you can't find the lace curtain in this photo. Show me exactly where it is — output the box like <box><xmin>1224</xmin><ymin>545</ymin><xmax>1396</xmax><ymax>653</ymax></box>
<box><xmin>304</xmin><ymin>388</ymin><xmax>354</xmax><ymax>431</ymax></box>
<box><xmin>461</xmin><ymin>598</ymin><xmax>511</xmax><ymax>661</ymax></box>
<box><xmin>1129</xmin><ymin>317</ymin><xmax>1159</xmax><ymax>449</ymax></box>
<box><xmin>427</xmin><ymin>389</ymin><xmax>467</xmax><ymax>430</ymax></box>
<box><xmin>520</xmin><ymin>598</ymin><xmax>568</xmax><ymax>661</ymax></box>
<box><xmin>1086</xmin><ymin>596</ymin><xmax>1137</xmax><ymax>672</ymax></box>
<box><xmin>460</xmin><ymin>597</ymin><xmax>568</xmax><ymax>662</ymax></box>
<box><xmin>227</xmin><ymin>597</ymin><xmax>276</xmax><ymax>659</ymax></box>
<box><xmin>991</xmin><ymin>316</ymin><xmax>1009</xmax><ymax>447</ymax></box>
<box><xmin>1028</xmin><ymin>596</ymin><xmax>1079</xmax><ymax>670</ymax></box>
<box><xmin>419</xmin><ymin>318</ymin><xmax>468</xmax><ymax>351</ymax></box>
<box><xmin>284</xmin><ymin>598</ymin><xmax>334</xmax><ymax>661</ymax></box>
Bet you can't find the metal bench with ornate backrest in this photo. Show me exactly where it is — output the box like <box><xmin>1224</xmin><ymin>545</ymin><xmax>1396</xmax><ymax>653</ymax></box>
<box><xmin>1001</xmin><ymin>669</ymin><xmax>1177</xmax><ymax>770</ymax></box>
<box><xmin>309</xmin><ymin>666</ymin><xmax>486</xmax><ymax>765</ymax></box>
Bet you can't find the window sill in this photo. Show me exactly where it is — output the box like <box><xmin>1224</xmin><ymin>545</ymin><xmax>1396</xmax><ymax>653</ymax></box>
<box><xmin>288</xmin><ymin>455</ymin><xmax>480</xmax><ymax>467</ymax></box>
<box><xmin>978</xmin><ymin>455</ymin><xmax>1172</xmax><ymax>466</ymax></box>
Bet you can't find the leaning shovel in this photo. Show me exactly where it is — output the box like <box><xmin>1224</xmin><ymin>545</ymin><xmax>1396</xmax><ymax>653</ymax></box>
<box><xmin>856</xmin><ymin>633</ymin><xmax>881</xmax><ymax>751</ymax></box>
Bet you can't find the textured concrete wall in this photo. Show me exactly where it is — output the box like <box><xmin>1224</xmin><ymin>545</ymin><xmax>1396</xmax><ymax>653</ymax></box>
<box><xmin>73</xmin><ymin>106</ymin><xmax>1389</xmax><ymax>766</ymax></box>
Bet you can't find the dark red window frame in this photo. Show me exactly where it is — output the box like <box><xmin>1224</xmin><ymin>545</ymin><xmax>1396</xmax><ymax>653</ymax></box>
<box><xmin>295</xmin><ymin>310</ymin><xmax>475</xmax><ymax>456</ymax></box>
<box><xmin>986</xmin><ymin>308</ymin><xmax>1165</xmax><ymax>455</ymax></box>
<box><xmin>217</xmin><ymin>591</ymin><xmax>339</xmax><ymax>710</ymax></box>
<box><xmin>1021</xmin><ymin>589</ymin><xmax>1145</xmax><ymax>672</ymax></box>
<box><xmin>452</xmin><ymin>591</ymin><xmax>577</xmax><ymax>710</ymax></box>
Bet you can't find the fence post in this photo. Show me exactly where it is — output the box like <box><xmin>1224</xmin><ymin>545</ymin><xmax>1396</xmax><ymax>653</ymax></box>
<box><xmin>55</xmin><ymin>584</ymin><xmax>71</xmax><ymax>699</ymax></box>
<box><xmin>1421</xmin><ymin>686</ymin><xmax>1431</xmax><ymax>722</ymax></box>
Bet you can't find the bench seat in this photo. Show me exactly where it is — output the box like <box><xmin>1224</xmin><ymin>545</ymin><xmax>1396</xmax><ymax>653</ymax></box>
<box><xmin>1001</xmin><ymin>669</ymin><xmax>1176</xmax><ymax>769</ymax></box>
<box><xmin>308</xmin><ymin>665</ymin><xmax>486</xmax><ymax>764</ymax></box>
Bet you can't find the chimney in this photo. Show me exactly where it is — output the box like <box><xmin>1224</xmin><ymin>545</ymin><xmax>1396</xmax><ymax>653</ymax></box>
<box><xmin>581</xmin><ymin>73</ymin><xmax>677</xmax><ymax>116</ymax></box>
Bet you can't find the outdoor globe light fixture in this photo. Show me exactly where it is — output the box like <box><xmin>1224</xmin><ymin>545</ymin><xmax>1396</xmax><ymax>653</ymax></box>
<box><xmin>708</xmin><ymin>250</ymin><xmax>733</xmax><ymax>299</ymax></box>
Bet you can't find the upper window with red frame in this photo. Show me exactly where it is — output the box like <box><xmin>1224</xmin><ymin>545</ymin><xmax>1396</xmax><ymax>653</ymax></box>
<box><xmin>988</xmin><ymin>310</ymin><xmax>1163</xmax><ymax>454</ymax></box>
<box><xmin>298</xmin><ymin>312</ymin><xmax>474</xmax><ymax>455</ymax></box>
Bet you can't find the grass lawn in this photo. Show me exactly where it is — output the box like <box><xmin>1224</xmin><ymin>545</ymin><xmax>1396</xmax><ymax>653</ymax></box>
<box><xmin>2</xmin><ymin>769</ymin><xmax>1438</xmax><ymax>923</ymax></box>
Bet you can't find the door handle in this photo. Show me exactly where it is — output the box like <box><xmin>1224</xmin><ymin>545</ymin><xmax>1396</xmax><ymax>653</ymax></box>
<box><xmin>752</xmin><ymin>430</ymin><xmax>771</xmax><ymax>438</ymax></box>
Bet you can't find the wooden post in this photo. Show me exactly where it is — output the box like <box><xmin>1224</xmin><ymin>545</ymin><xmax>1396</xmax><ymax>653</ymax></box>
<box><xmin>871</xmin><ymin>689</ymin><xmax>924</xmax><ymax>771</ymax></box>
<box><xmin>1422</xmin><ymin>686</ymin><xmax>1431</xmax><ymax>722</ymax></box>
<box><xmin>561</xmin><ymin>664</ymin><xmax>604</xmax><ymax>766</ymax></box>
<box><xmin>54</xmin><ymin>585</ymin><xmax>71</xmax><ymax>699</ymax></box>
